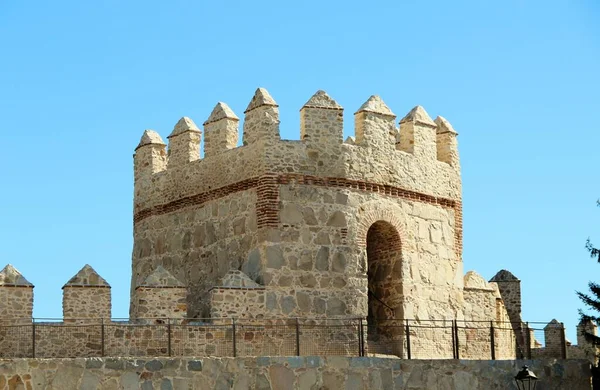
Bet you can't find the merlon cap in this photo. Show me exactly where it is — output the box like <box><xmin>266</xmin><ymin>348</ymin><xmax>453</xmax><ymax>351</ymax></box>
<box><xmin>301</xmin><ymin>90</ymin><xmax>342</xmax><ymax>110</ymax></box>
<box><xmin>355</xmin><ymin>95</ymin><xmax>396</xmax><ymax>117</ymax></box>
<box><xmin>169</xmin><ymin>117</ymin><xmax>201</xmax><ymax>138</ymax></box>
<box><xmin>244</xmin><ymin>88</ymin><xmax>278</xmax><ymax>113</ymax></box>
<box><xmin>203</xmin><ymin>102</ymin><xmax>239</xmax><ymax>125</ymax></box>
<box><xmin>400</xmin><ymin>105</ymin><xmax>436</xmax><ymax>127</ymax></box>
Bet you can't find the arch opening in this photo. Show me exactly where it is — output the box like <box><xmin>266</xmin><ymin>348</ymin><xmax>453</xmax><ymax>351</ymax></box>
<box><xmin>366</xmin><ymin>220</ymin><xmax>404</xmax><ymax>356</ymax></box>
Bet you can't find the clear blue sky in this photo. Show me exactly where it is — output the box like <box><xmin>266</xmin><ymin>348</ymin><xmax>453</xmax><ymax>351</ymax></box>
<box><xmin>1</xmin><ymin>1</ymin><xmax>598</xmax><ymax>342</ymax></box>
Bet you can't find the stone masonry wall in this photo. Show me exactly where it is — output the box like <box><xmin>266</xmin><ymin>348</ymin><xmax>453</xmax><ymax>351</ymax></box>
<box><xmin>0</xmin><ymin>287</ymin><xmax>32</xmax><ymax>324</ymax></box>
<box><xmin>62</xmin><ymin>287</ymin><xmax>111</xmax><ymax>323</ymax></box>
<box><xmin>209</xmin><ymin>287</ymin><xmax>266</xmax><ymax>319</ymax></box>
<box><xmin>134</xmin><ymin>287</ymin><xmax>187</xmax><ymax>321</ymax></box>
<box><xmin>0</xmin><ymin>357</ymin><xmax>590</xmax><ymax>390</ymax></box>
<box><xmin>132</xmin><ymin>190</ymin><xmax>259</xmax><ymax>318</ymax></box>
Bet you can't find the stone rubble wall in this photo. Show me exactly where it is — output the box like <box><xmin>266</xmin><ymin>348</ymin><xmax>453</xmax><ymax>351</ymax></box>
<box><xmin>0</xmin><ymin>287</ymin><xmax>32</xmax><ymax>324</ymax></box>
<box><xmin>133</xmin><ymin>287</ymin><xmax>187</xmax><ymax>321</ymax></box>
<box><xmin>0</xmin><ymin>356</ymin><xmax>590</xmax><ymax>390</ymax></box>
<box><xmin>132</xmin><ymin>190</ymin><xmax>259</xmax><ymax>318</ymax></box>
<box><xmin>62</xmin><ymin>287</ymin><xmax>111</xmax><ymax>323</ymax></box>
<box><xmin>209</xmin><ymin>287</ymin><xmax>266</xmax><ymax>319</ymax></box>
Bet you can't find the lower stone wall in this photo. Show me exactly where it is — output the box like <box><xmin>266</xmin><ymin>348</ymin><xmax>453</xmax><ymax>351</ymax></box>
<box><xmin>0</xmin><ymin>357</ymin><xmax>591</xmax><ymax>390</ymax></box>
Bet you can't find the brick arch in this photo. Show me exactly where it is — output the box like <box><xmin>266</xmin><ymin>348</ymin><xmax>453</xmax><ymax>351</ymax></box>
<box><xmin>355</xmin><ymin>200</ymin><xmax>408</xmax><ymax>248</ymax></box>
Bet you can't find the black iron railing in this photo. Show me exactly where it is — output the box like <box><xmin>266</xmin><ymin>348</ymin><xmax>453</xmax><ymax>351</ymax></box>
<box><xmin>0</xmin><ymin>318</ymin><xmax>563</xmax><ymax>359</ymax></box>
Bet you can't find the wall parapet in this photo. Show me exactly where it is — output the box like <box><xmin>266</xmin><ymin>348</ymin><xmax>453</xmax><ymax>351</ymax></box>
<box><xmin>132</xmin><ymin>88</ymin><xmax>462</xmax><ymax>215</ymax></box>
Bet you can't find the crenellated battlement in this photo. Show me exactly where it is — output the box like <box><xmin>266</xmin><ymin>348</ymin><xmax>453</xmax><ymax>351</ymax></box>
<box><xmin>133</xmin><ymin>88</ymin><xmax>461</xmax><ymax>215</ymax></box>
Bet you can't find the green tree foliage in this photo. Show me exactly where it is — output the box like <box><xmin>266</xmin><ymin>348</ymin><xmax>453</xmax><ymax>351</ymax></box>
<box><xmin>577</xmin><ymin>200</ymin><xmax>600</xmax><ymax>345</ymax></box>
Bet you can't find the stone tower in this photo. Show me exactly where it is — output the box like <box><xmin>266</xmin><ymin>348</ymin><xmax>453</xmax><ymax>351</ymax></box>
<box><xmin>130</xmin><ymin>88</ymin><xmax>463</xmax><ymax>324</ymax></box>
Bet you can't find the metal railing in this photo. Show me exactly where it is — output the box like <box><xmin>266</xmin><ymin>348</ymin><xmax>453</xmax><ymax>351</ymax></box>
<box><xmin>0</xmin><ymin>317</ymin><xmax>563</xmax><ymax>359</ymax></box>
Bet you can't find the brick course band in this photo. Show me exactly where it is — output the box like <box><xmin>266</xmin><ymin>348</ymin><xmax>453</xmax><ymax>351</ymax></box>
<box><xmin>133</xmin><ymin>173</ymin><xmax>462</xmax><ymax>259</ymax></box>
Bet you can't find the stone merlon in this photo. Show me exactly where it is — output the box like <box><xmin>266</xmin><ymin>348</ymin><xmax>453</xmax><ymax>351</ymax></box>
<box><xmin>203</xmin><ymin>102</ymin><xmax>239</xmax><ymax>125</ymax></box>
<box><xmin>355</xmin><ymin>95</ymin><xmax>396</xmax><ymax>117</ymax></box>
<box><xmin>136</xmin><ymin>129</ymin><xmax>166</xmax><ymax>150</ymax></box>
<box><xmin>168</xmin><ymin>117</ymin><xmax>201</xmax><ymax>138</ymax></box>
<box><xmin>0</xmin><ymin>264</ymin><xmax>33</xmax><ymax>287</ymax></box>
<box><xmin>489</xmin><ymin>269</ymin><xmax>520</xmax><ymax>282</ymax></box>
<box><xmin>400</xmin><ymin>105</ymin><xmax>436</xmax><ymax>127</ymax></box>
<box><xmin>138</xmin><ymin>266</ymin><xmax>185</xmax><ymax>288</ymax></box>
<box><xmin>302</xmin><ymin>90</ymin><xmax>343</xmax><ymax>110</ymax></box>
<box><xmin>63</xmin><ymin>264</ymin><xmax>110</xmax><ymax>288</ymax></box>
<box><xmin>244</xmin><ymin>87</ymin><xmax>278</xmax><ymax>113</ymax></box>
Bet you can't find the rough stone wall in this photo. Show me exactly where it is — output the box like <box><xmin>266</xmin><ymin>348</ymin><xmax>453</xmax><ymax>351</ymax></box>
<box><xmin>134</xmin><ymin>287</ymin><xmax>187</xmax><ymax>321</ymax></box>
<box><xmin>0</xmin><ymin>287</ymin><xmax>32</xmax><ymax>324</ymax></box>
<box><xmin>0</xmin><ymin>357</ymin><xmax>590</xmax><ymax>390</ymax></box>
<box><xmin>62</xmin><ymin>288</ymin><xmax>111</xmax><ymax>323</ymax></box>
<box><xmin>132</xmin><ymin>190</ymin><xmax>259</xmax><ymax>318</ymax></box>
<box><xmin>209</xmin><ymin>287</ymin><xmax>266</xmax><ymax>319</ymax></box>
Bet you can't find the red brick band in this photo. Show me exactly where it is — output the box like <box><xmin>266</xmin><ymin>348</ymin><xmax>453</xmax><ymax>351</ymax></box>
<box><xmin>133</xmin><ymin>173</ymin><xmax>462</xmax><ymax>259</ymax></box>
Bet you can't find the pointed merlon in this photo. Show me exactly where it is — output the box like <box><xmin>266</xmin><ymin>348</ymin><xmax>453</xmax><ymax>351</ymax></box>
<box><xmin>435</xmin><ymin>116</ymin><xmax>458</xmax><ymax>135</ymax></box>
<box><xmin>0</xmin><ymin>264</ymin><xmax>33</xmax><ymax>287</ymax></box>
<box><xmin>489</xmin><ymin>269</ymin><xmax>520</xmax><ymax>282</ymax></box>
<box><xmin>344</xmin><ymin>136</ymin><xmax>356</xmax><ymax>145</ymax></box>
<box><xmin>301</xmin><ymin>90</ymin><xmax>343</xmax><ymax>110</ymax></box>
<box><xmin>63</xmin><ymin>264</ymin><xmax>110</xmax><ymax>288</ymax></box>
<box><xmin>169</xmin><ymin>117</ymin><xmax>201</xmax><ymax>138</ymax></box>
<box><xmin>244</xmin><ymin>88</ymin><xmax>278</xmax><ymax>113</ymax></box>
<box><xmin>545</xmin><ymin>319</ymin><xmax>562</xmax><ymax>329</ymax></box>
<box><xmin>139</xmin><ymin>265</ymin><xmax>185</xmax><ymax>288</ymax></box>
<box><xmin>219</xmin><ymin>270</ymin><xmax>261</xmax><ymax>288</ymax></box>
<box><xmin>355</xmin><ymin>95</ymin><xmax>396</xmax><ymax>117</ymax></box>
<box><xmin>400</xmin><ymin>106</ymin><xmax>436</xmax><ymax>127</ymax></box>
<box><xmin>203</xmin><ymin>102</ymin><xmax>240</xmax><ymax>126</ymax></box>
<box><xmin>136</xmin><ymin>129</ymin><xmax>166</xmax><ymax>150</ymax></box>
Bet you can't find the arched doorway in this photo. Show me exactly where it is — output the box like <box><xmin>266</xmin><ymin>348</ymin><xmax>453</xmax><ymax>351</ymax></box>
<box><xmin>366</xmin><ymin>220</ymin><xmax>404</xmax><ymax>356</ymax></box>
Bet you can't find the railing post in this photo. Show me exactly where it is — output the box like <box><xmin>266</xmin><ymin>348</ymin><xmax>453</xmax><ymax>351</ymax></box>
<box><xmin>32</xmin><ymin>319</ymin><xmax>36</xmax><ymax>358</ymax></box>
<box><xmin>525</xmin><ymin>322</ymin><xmax>531</xmax><ymax>359</ymax></box>
<box><xmin>101</xmin><ymin>318</ymin><xmax>105</xmax><ymax>357</ymax></box>
<box><xmin>405</xmin><ymin>319</ymin><xmax>411</xmax><ymax>359</ymax></box>
<box><xmin>295</xmin><ymin>318</ymin><xmax>300</xmax><ymax>356</ymax></box>
<box><xmin>490</xmin><ymin>321</ymin><xmax>495</xmax><ymax>360</ymax></box>
<box><xmin>232</xmin><ymin>318</ymin><xmax>237</xmax><ymax>357</ymax></box>
<box><xmin>167</xmin><ymin>318</ymin><xmax>172</xmax><ymax>357</ymax></box>
<box><xmin>453</xmin><ymin>320</ymin><xmax>460</xmax><ymax>359</ymax></box>
<box><xmin>359</xmin><ymin>319</ymin><xmax>365</xmax><ymax>357</ymax></box>
<box><xmin>560</xmin><ymin>322</ymin><xmax>567</xmax><ymax>359</ymax></box>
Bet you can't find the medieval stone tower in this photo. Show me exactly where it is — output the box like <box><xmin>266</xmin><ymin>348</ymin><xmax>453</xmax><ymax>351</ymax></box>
<box><xmin>131</xmin><ymin>88</ymin><xmax>464</xmax><ymax>325</ymax></box>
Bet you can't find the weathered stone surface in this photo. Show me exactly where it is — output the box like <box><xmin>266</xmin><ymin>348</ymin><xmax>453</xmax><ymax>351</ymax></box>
<box><xmin>204</xmin><ymin>102</ymin><xmax>239</xmax><ymax>125</ymax></box>
<box><xmin>137</xmin><ymin>130</ymin><xmax>166</xmax><ymax>149</ymax></box>
<box><xmin>169</xmin><ymin>117</ymin><xmax>201</xmax><ymax>137</ymax></box>
<box><xmin>0</xmin><ymin>265</ymin><xmax>32</xmax><ymax>287</ymax></box>
<box><xmin>355</xmin><ymin>95</ymin><xmax>395</xmax><ymax>117</ymax></box>
<box><xmin>399</xmin><ymin>105</ymin><xmax>436</xmax><ymax>127</ymax></box>
<box><xmin>244</xmin><ymin>88</ymin><xmax>278</xmax><ymax>113</ymax></box>
<box><xmin>302</xmin><ymin>90</ymin><xmax>343</xmax><ymax>110</ymax></box>
<box><xmin>139</xmin><ymin>266</ymin><xmax>184</xmax><ymax>288</ymax></box>
<box><xmin>64</xmin><ymin>264</ymin><xmax>110</xmax><ymax>287</ymax></box>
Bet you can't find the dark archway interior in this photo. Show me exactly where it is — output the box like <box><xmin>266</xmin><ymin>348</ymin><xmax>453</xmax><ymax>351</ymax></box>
<box><xmin>367</xmin><ymin>220</ymin><xmax>403</xmax><ymax>324</ymax></box>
